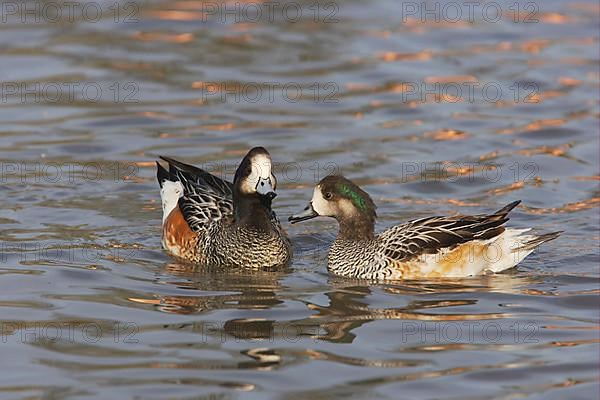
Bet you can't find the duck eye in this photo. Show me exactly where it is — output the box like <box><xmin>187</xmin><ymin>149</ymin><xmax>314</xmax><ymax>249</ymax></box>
<box><xmin>245</xmin><ymin>167</ymin><xmax>252</xmax><ymax>175</ymax></box>
<box><xmin>323</xmin><ymin>192</ymin><xmax>333</xmax><ymax>200</ymax></box>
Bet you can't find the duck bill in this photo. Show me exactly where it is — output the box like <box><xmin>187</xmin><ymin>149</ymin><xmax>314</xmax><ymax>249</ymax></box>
<box><xmin>256</xmin><ymin>177</ymin><xmax>276</xmax><ymax>199</ymax></box>
<box><xmin>289</xmin><ymin>203</ymin><xmax>318</xmax><ymax>224</ymax></box>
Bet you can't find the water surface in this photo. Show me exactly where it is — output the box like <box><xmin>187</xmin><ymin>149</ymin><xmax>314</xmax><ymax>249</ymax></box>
<box><xmin>0</xmin><ymin>0</ymin><xmax>598</xmax><ymax>398</ymax></box>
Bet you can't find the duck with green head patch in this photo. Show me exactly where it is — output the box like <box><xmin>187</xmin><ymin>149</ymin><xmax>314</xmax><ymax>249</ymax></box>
<box><xmin>289</xmin><ymin>175</ymin><xmax>561</xmax><ymax>280</ymax></box>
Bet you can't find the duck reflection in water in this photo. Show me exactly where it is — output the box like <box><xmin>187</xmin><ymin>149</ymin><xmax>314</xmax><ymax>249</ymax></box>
<box><xmin>147</xmin><ymin>261</ymin><xmax>291</xmax><ymax>315</ymax></box>
<box><xmin>130</xmin><ymin>261</ymin><xmax>538</xmax><ymax>349</ymax></box>
<box><xmin>299</xmin><ymin>272</ymin><xmax>540</xmax><ymax>343</ymax></box>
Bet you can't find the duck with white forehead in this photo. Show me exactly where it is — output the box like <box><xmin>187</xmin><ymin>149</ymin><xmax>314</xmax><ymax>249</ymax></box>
<box><xmin>156</xmin><ymin>147</ymin><xmax>291</xmax><ymax>269</ymax></box>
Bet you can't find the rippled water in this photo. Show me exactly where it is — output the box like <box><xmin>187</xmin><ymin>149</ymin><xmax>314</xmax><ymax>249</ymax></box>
<box><xmin>0</xmin><ymin>0</ymin><xmax>599</xmax><ymax>398</ymax></box>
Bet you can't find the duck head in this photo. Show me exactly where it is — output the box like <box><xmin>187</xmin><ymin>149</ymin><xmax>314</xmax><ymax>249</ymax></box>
<box><xmin>234</xmin><ymin>146</ymin><xmax>277</xmax><ymax>201</ymax></box>
<box><xmin>289</xmin><ymin>175</ymin><xmax>377</xmax><ymax>239</ymax></box>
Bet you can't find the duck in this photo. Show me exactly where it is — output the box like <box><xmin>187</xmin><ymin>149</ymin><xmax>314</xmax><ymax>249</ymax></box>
<box><xmin>156</xmin><ymin>147</ymin><xmax>291</xmax><ymax>269</ymax></box>
<box><xmin>289</xmin><ymin>175</ymin><xmax>561</xmax><ymax>280</ymax></box>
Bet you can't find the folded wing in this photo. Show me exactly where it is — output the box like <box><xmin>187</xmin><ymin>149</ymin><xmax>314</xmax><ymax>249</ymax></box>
<box><xmin>379</xmin><ymin>201</ymin><xmax>521</xmax><ymax>262</ymax></box>
<box><xmin>158</xmin><ymin>156</ymin><xmax>234</xmax><ymax>232</ymax></box>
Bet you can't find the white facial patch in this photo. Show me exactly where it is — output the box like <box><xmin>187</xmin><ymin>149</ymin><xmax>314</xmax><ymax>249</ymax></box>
<box><xmin>160</xmin><ymin>180</ymin><xmax>184</xmax><ymax>223</ymax></box>
<box><xmin>252</xmin><ymin>153</ymin><xmax>272</xmax><ymax>180</ymax></box>
<box><xmin>242</xmin><ymin>153</ymin><xmax>275</xmax><ymax>194</ymax></box>
<box><xmin>311</xmin><ymin>185</ymin><xmax>331</xmax><ymax>216</ymax></box>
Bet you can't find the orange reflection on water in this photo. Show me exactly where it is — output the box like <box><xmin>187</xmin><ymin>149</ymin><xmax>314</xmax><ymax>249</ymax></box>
<box><xmin>232</xmin><ymin>23</ymin><xmax>259</xmax><ymax>32</ymax></box>
<box><xmin>559</xmin><ymin>77</ymin><xmax>582</xmax><ymax>86</ymax></box>
<box><xmin>520</xmin><ymin>39</ymin><xmax>552</xmax><ymax>54</ymax></box>
<box><xmin>523</xmin><ymin>197</ymin><xmax>600</xmax><ymax>214</ymax></box>
<box><xmin>572</xmin><ymin>175</ymin><xmax>600</xmax><ymax>181</ymax></box>
<box><xmin>203</xmin><ymin>123</ymin><xmax>236</xmax><ymax>131</ymax></box>
<box><xmin>379</xmin><ymin>119</ymin><xmax>423</xmax><ymax>129</ymax></box>
<box><xmin>424</xmin><ymin>129</ymin><xmax>469</xmax><ymax>141</ymax></box>
<box><xmin>527</xmin><ymin>89</ymin><xmax>566</xmax><ymax>103</ymax></box>
<box><xmin>497</xmin><ymin>110</ymin><xmax>590</xmax><ymax>134</ymax></box>
<box><xmin>486</xmin><ymin>182</ymin><xmax>526</xmax><ymax>196</ymax></box>
<box><xmin>132</xmin><ymin>32</ymin><xmax>194</xmax><ymax>43</ymax></box>
<box><xmin>516</xmin><ymin>144</ymin><xmax>573</xmax><ymax>158</ymax></box>
<box><xmin>544</xmin><ymin>325</ymin><xmax>600</xmax><ymax>330</ymax></box>
<box><xmin>140</xmin><ymin>111</ymin><xmax>174</xmax><ymax>120</ymax></box>
<box><xmin>424</xmin><ymin>76</ymin><xmax>478</xmax><ymax>84</ymax></box>
<box><xmin>478</xmin><ymin>151</ymin><xmax>500</xmax><ymax>161</ymax></box>
<box><xmin>378</xmin><ymin>50</ymin><xmax>433</xmax><ymax>62</ymax></box>
<box><xmin>144</xmin><ymin>10</ymin><xmax>206</xmax><ymax>21</ymax></box>
<box><xmin>135</xmin><ymin>161</ymin><xmax>157</xmax><ymax>168</ymax></box>
<box><xmin>525</xmin><ymin>119</ymin><xmax>566</xmax><ymax>131</ymax></box>
<box><xmin>551</xmin><ymin>339</ymin><xmax>600</xmax><ymax>347</ymax></box>
<box><xmin>539</xmin><ymin>13</ymin><xmax>574</xmax><ymax>24</ymax></box>
<box><xmin>446</xmin><ymin>199</ymin><xmax>482</xmax><ymax>207</ymax></box>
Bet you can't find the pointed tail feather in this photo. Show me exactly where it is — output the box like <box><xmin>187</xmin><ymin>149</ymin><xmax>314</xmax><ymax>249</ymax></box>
<box><xmin>486</xmin><ymin>228</ymin><xmax>559</xmax><ymax>273</ymax></box>
<box><xmin>159</xmin><ymin>155</ymin><xmax>233</xmax><ymax>196</ymax></box>
<box><xmin>159</xmin><ymin>156</ymin><xmax>209</xmax><ymax>176</ymax></box>
<box><xmin>494</xmin><ymin>200</ymin><xmax>521</xmax><ymax>216</ymax></box>
<box><xmin>514</xmin><ymin>231</ymin><xmax>562</xmax><ymax>252</ymax></box>
<box><xmin>465</xmin><ymin>201</ymin><xmax>522</xmax><ymax>241</ymax></box>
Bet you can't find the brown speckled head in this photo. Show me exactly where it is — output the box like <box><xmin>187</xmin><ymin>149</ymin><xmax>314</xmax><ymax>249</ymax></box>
<box><xmin>289</xmin><ymin>175</ymin><xmax>377</xmax><ymax>240</ymax></box>
<box><xmin>315</xmin><ymin>175</ymin><xmax>377</xmax><ymax>220</ymax></box>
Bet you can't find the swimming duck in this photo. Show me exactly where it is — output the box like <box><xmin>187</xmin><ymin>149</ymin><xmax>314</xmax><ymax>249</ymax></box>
<box><xmin>156</xmin><ymin>147</ymin><xmax>291</xmax><ymax>268</ymax></box>
<box><xmin>289</xmin><ymin>175</ymin><xmax>560</xmax><ymax>280</ymax></box>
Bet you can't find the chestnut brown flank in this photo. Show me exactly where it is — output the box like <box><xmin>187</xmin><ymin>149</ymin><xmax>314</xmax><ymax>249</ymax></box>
<box><xmin>163</xmin><ymin>205</ymin><xmax>199</xmax><ymax>260</ymax></box>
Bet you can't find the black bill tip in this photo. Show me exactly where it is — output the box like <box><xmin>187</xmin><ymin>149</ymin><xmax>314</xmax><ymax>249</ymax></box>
<box><xmin>288</xmin><ymin>204</ymin><xmax>318</xmax><ymax>224</ymax></box>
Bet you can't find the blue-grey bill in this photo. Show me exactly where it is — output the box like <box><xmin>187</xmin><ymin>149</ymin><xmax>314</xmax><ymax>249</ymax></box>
<box><xmin>288</xmin><ymin>203</ymin><xmax>318</xmax><ymax>224</ymax></box>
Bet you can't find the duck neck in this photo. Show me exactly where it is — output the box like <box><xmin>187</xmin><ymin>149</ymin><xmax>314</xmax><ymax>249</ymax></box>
<box><xmin>233</xmin><ymin>193</ymin><xmax>273</xmax><ymax>232</ymax></box>
<box><xmin>337</xmin><ymin>215</ymin><xmax>375</xmax><ymax>241</ymax></box>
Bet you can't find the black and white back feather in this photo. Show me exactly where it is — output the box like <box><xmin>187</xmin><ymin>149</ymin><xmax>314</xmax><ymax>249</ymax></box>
<box><xmin>158</xmin><ymin>156</ymin><xmax>234</xmax><ymax>232</ymax></box>
<box><xmin>379</xmin><ymin>201</ymin><xmax>521</xmax><ymax>262</ymax></box>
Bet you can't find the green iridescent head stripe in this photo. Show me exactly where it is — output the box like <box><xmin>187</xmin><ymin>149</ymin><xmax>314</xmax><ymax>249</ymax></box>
<box><xmin>338</xmin><ymin>184</ymin><xmax>367</xmax><ymax>211</ymax></box>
